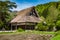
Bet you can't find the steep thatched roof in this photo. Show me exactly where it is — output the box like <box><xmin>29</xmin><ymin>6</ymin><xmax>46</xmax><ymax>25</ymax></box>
<box><xmin>10</xmin><ymin>7</ymin><xmax>40</xmax><ymax>23</ymax></box>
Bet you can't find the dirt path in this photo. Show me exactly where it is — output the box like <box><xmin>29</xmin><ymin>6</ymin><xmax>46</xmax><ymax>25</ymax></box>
<box><xmin>0</xmin><ymin>34</ymin><xmax>53</xmax><ymax>40</ymax></box>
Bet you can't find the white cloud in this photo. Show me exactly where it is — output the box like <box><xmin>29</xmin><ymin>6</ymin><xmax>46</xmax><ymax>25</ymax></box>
<box><xmin>12</xmin><ymin>2</ymin><xmax>34</xmax><ymax>11</ymax></box>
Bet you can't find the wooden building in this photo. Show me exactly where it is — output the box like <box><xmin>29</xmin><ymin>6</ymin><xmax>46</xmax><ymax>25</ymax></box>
<box><xmin>10</xmin><ymin>7</ymin><xmax>40</xmax><ymax>30</ymax></box>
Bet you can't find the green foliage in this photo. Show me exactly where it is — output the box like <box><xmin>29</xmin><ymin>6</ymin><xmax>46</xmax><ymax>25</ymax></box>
<box><xmin>0</xmin><ymin>0</ymin><xmax>17</xmax><ymax>30</ymax></box>
<box><xmin>51</xmin><ymin>34</ymin><xmax>60</xmax><ymax>40</ymax></box>
<box><xmin>35</xmin><ymin>2</ymin><xmax>60</xmax><ymax>31</ymax></box>
<box><xmin>55</xmin><ymin>31</ymin><xmax>60</xmax><ymax>35</ymax></box>
<box><xmin>36</xmin><ymin>22</ymin><xmax>48</xmax><ymax>31</ymax></box>
<box><xmin>17</xmin><ymin>28</ymin><xmax>24</xmax><ymax>32</ymax></box>
<box><xmin>56</xmin><ymin>20</ymin><xmax>60</xmax><ymax>27</ymax></box>
<box><xmin>0</xmin><ymin>0</ymin><xmax>17</xmax><ymax>22</ymax></box>
<box><xmin>0</xmin><ymin>20</ymin><xmax>4</xmax><ymax>27</ymax></box>
<box><xmin>57</xmin><ymin>14</ymin><xmax>60</xmax><ymax>20</ymax></box>
<box><xmin>56</xmin><ymin>20</ymin><xmax>60</xmax><ymax>30</ymax></box>
<box><xmin>47</xmin><ymin>23</ymin><xmax>56</xmax><ymax>31</ymax></box>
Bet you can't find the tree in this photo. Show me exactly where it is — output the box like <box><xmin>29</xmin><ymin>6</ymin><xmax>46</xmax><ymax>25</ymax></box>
<box><xmin>0</xmin><ymin>0</ymin><xmax>17</xmax><ymax>29</ymax></box>
<box><xmin>35</xmin><ymin>2</ymin><xmax>60</xmax><ymax>31</ymax></box>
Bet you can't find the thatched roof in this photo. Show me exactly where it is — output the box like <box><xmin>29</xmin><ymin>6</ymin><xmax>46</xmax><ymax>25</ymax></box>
<box><xmin>10</xmin><ymin>7</ymin><xmax>40</xmax><ymax>23</ymax></box>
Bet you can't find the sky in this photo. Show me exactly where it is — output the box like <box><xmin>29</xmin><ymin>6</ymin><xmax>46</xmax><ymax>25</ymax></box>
<box><xmin>10</xmin><ymin>0</ymin><xmax>58</xmax><ymax>11</ymax></box>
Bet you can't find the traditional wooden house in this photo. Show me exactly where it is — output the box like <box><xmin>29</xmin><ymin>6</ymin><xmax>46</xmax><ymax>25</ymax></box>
<box><xmin>10</xmin><ymin>7</ymin><xmax>40</xmax><ymax>30</ymax></box>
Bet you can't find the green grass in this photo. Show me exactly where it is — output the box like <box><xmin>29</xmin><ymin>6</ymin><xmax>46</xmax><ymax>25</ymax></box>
<box><xmin>51</xmin><ymin>34</ymin><xmax>60</xmax><ymax>40</ymax></box>
<box><xmin>21</xmin><ymin>30</ymin><xmax>56</xmax><ymax>35</ymax></box>
<box><xmin>0</xmin><ymin>30</ymin><xmax>56</xmax><ymax>35</ymax></box>
<box><xmin>0</xmin><ymin>32</ymin><xmax>13</xmax><ymax>34</ymax></box>
<box><xmin>51</xmin><ymin>31</ymin><xmax>60</xmax><ymax>40</ymax></box>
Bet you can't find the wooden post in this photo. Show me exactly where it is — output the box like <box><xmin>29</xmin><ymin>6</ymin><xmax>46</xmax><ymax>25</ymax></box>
<box><xmin>30</xmin><ymin>25</ymin><xmax>31</xmax><ymax>30</ymax></box>
<box><xmin>25</xmin><ymin>25</ymin><xmax>26</xmax><ymax>30</ymax></box>
<box><xmin>16</xmin><ymin>23</ymin><xmax>17</xmax><ymax>30</ymax></box>
<box><xmin>31</xmin><ymin>25</ymin><xmax>32</xmax><ymax>30</ymax></box>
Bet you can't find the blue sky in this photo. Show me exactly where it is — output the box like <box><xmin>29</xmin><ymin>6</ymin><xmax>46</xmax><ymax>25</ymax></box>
<box><xmin>10</xmin><ymin>0</ymin><xmax>58</xmax><ymax>11</ymax></box>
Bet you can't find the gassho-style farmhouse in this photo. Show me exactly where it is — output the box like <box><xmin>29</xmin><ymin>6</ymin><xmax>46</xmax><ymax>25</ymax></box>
<box><xmin>10</xmin><ymin>7</ymin><xmax>40</xmax><ymax>30</ymax></box>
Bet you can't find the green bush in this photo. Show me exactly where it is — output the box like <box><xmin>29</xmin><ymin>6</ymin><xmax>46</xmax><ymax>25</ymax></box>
<box><xmin>56</xmin><ymin>20</ymin><xmax>60</xmax><ymax>30</ymax></box>
<box><xmin>48</xmin><ymin>23</ymin><xmax>56</xmax><ymax>31</ymax></box>
<box><xmin>56</xmin><ymin>20</ymin><xmax>60</xmax><ymax>27</ymax></box>
<box><xmin>56</xmin><ymin>31</ymin><xmax>60</xmax><ymax>35</ymax></box>
<box><xmin>17</xmin><ymin>28</ymin><xmax>24</xmax><ymax>32</ymax></box>
<box><xmin>0</xmin><ymin>20</ymin><xmax>4</xmax><ymax>27</ymax></box>
<box><xmin>35</xmin><ymin>23</ymin><xmax>48</xmax><ymax>31</ymax></box>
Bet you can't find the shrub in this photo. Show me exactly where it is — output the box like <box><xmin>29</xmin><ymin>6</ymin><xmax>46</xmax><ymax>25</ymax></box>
<box><xmin>5</xmin><ymin>26</ymin><xmax>10</xmax><ymax>30</ymax></box>
<box><xmin>56</xmin><ymin>20</ymin><xmax>60</xmax><ymax>30</ymax></box>
<box><xmin>17</xmin><ymin>28</ymin><xmax>24</xmax><ymax>32</ymax></box>
<box><xmin>56</xmin><ymin>31</ymin><xmax>60</xmax><ymax>35</ymax></box>
<box><xmin>48</xmin><ymin>23</ymin><xmax>55</xmax><ymax>31</ymax></box>
<box><xmin>35</xmin><ymin>22</ymin><xmax>48</xmax><ymax>31</ymax></box>
<box><xmin>56</xmin><ymin>20</ymin><xmax>60</xmax><ymax>27</ymax></box>
<box><xmin>0</xmin><ymin>20</ymin><xmax>4</xmax><ymax>27</ymax></box>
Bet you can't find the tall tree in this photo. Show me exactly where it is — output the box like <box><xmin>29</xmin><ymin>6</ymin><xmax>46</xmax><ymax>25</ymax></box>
<box><xmin>0</xmin><ymin>0</ymin><xmax>17</xmax><ymax>29</ymax></box>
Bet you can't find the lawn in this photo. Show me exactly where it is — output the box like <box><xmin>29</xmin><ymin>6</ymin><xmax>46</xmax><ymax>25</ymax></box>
<box><xmin>0</xmin><ymin>30</ymin><xmax>56</xmax><ymax>35</ymax></box>
<box><xmin>51</xmin><ymin>34</ymin><xmax>60</xmax><ymax>40</ymax></box>
<box><xmin>51</xmin><ymin>31</ymin><xmax>60</xmax><ymax>40</ymax></box>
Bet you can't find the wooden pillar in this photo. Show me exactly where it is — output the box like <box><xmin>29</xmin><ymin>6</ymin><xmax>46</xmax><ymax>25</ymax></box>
<box><xmin>11</xmin><ymin>24</ymin><xmax>12</xmax><ymax>31</ymax></box>
<box><xmin>31</xmin><ymin>25</ymin><xmax>32</xmax><ymax>30</ymax></box>
<box><xmin>25</xmin><ymin>25</ymin><xmax>26</xmax><ymax>30</ymax></box>
<box><xmin>16</xmin><ymin>23</ymin><xmax>17</xmax><ymax>30</ymax></box>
